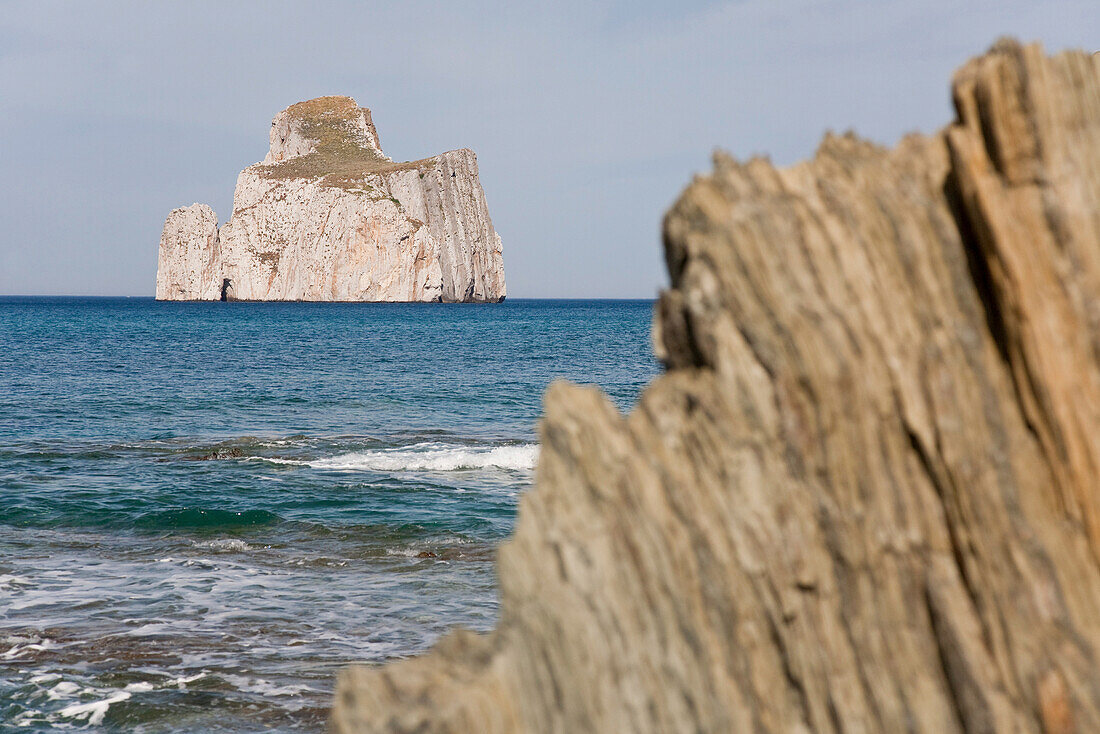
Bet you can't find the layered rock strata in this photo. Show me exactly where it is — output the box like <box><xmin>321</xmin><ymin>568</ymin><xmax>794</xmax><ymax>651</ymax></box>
<box><xmin>155</xmin><ymin>96</ymin><xmax>505</xmax><ymax>302</ymax></box>
<box><xmin>332</xmin><ymin>40</ymin><xmax>1100</xmax><ymax>733</ymax></box>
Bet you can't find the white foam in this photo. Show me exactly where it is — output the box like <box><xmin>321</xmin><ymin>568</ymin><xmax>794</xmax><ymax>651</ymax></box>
<box><xmin>168</xmin><ymin>672</ymin><xmax>207</xmax><ymax>687</ymax></box>
<box><xmin>58</xmin><ymin>691</ymin><xmax>131</xmax><ymax>726</ymax></box>
<box><xmin>47</xmin><ymin>681</ymin><xmax>82</xmax><ymax>700</ymax></box>
<box><xmin>30</xmin><ymin>673</ymin><xmax>61</xmax><ymax>684</ymax></box>
<box><xmin>126</xmin><ymin>622</ymin><xmax>173</xmax><ymax>637</ymax></box>
<box><xmin>0</xmin><ymin>574</ymin><xmax>33</xmax><ymax>590</ymax></box>
<box><xmin>2</xmin><ymin>633</ymin><xmax>42</xmax><ymax>645</ymax></box>
<box><xmin>1</xmin><ymin>636</ymin><xmax>54</xmax><ymax>660</ymax></box>
<box><xmin>193</xmin><ymin>538</ymin><xmax>253</xmax><ymax>552</ymax></box>
<box><xmin>260</xmin><ymin>442</ymin><xmax>539</xmax><ymax>472</ymax></box>
<box><xmin>222</xmin><ymin>673</ymin><xmax>310</xmax><ymax>697</ymax></box>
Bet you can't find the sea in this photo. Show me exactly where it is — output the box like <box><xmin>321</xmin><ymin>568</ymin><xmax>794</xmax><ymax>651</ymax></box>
<box><xmin>0</xmin><ymin>297</ymin><xmax>659</xmax><ymax>732</ymax></box>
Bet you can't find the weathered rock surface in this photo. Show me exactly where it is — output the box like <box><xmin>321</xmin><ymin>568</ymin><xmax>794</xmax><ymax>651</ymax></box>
<box><xmin>155</xmin><ymin>204</ymin><xmax>220</xmax><ymax>301</ymax></box>
<box><xmin>155</xmin><ymin>96</ymin><xmax>505</xmax><ymax>302</ymax></box>
<box><xmin>331</xmin><ymin>40</ymin><xmax>1100</xmax><ymax>733</ymax></box>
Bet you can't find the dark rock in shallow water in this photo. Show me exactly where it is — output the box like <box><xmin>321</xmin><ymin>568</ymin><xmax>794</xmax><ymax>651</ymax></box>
<box><xmin>176</xmin><ymin>447</ymin><xmax>245</xmax><ymax>461</ymax></box>
<box><xmin>332</xmin><ymin>40</ymin><xmax>1100</xmax><ymax>733</ymax></box>
<box><xmin>193</xmin><ymin>448</ymin><xmax>244</xmax><ymax>461</ymax></box>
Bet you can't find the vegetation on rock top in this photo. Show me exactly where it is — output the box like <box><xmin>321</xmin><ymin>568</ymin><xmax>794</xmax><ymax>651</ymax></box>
<box><xmin>255</xmin><ymin>96</ymin><xmax>438</xmax><ymax>189</ymax></box>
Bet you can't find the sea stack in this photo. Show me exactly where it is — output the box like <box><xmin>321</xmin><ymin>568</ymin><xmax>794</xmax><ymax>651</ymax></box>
<box><xmin>155</xmin><ymin>96</ymin><xmax>506</xmax><ymax>302</ymax></box>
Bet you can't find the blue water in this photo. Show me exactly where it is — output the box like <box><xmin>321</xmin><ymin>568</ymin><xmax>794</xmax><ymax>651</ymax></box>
<box><xmin>0</xmin><ymin>298</ymin><xmax>659</xmax><ymax>732</ymax></box>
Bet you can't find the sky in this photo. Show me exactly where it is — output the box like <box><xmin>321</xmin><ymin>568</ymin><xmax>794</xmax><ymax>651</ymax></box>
<box><xmin>0</xmin><ymin>1</ymin><xmax>1096</xmax><ymax>298</ymax></box>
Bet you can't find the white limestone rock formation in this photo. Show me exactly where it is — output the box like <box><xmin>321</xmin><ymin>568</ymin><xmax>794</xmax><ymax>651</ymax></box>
<box><xmin>155</xmin><ymin>204</ymin><xmax>221</xmax><ymax>301</ymax></box>
<box><xmin>155</xmin><ymin>96</ymin><xmax>506</xmax><ymax>302</ymax></box>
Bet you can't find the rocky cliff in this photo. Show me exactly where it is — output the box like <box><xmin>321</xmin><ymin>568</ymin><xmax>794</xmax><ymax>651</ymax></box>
<box><xmin>331</xmin><ymin>40</ymin><xmax>1100</xmax><ymax>733</ymax></box>
<box><xmin>155</xmin><ymin>96</ymin><xmax>505</xmax><ymax>302</ymax></box>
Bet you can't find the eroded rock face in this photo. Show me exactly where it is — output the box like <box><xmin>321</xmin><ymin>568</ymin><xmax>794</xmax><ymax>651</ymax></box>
<box><xmin>331</xmin><ymin>40</ymin><xmax>1100</xmax><ymax>733</ymax></box>
<box><xmin>155</xmin><ymin>204</ymin><xmax>220</xmax><ymax>301</ymax></box>
<box><xmin>155</xmin><ymin>96</ymin><xmax>505</xmax><ymax>302</ymax></box>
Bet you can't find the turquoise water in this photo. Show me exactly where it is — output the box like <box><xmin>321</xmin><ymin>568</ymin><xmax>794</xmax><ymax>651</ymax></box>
<box><xmin>0</xmin><ymin>298</ymin><xmax>659</xmax><ymax>732</ymax></box>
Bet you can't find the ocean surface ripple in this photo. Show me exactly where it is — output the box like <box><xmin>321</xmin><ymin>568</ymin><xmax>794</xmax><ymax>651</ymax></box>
<box><xmin>0</xmin><ymin>298</ymin><xmax>658</xmax><ymax>732</ymax></box>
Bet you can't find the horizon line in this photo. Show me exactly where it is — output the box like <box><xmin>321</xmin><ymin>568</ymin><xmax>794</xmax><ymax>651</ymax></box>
<box><xmin>0</xmin><ymin>294</ymin><xmax>660</xmax><ymax>301</ymax></box>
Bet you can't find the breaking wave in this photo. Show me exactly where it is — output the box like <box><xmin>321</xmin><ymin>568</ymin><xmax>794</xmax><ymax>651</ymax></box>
<box><xmin>260</xmin><ymin>442</ymin><xmax>539</xmax><ymax>472</ymax></box>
